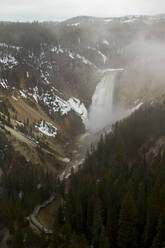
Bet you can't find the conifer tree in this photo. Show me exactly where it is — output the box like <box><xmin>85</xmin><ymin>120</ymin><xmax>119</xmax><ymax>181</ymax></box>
<box><xmin>151</xmin><ymin>210</ymin><xmax>165</xmax><ymax>248</ymax></box>
<box><xmin>99</xmin><ymin>226</ymin><xmax>109</xmax><ymax>248</ymax></box>
<box><xmin>118</xmin><ymin>191</ymin><xmax>138</xmax><ymax>248</ymax></box>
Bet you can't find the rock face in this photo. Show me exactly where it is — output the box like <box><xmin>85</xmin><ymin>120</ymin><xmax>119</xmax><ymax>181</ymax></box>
<box><xmin>0</xmin><ymin>15</ymin><xmax>165</xmax><ymax>168</ymax></box>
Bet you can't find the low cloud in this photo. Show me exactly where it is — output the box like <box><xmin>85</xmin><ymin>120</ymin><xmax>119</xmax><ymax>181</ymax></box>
<box><xmin>125</xmin><ymin>36</ymin><xmax>165</xmax><ymax>80</ymax></box>
<box><xmin>0</xmin><ymin>0</ymin><xmax>165</xmax><ymax>21</ymax></box>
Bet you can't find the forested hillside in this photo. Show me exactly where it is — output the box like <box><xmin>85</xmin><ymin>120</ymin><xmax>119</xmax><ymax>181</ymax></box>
<box><xmin>0</xmin><ymin>129</ymin><xmax>59</xmax><ymax>247</ymax></box>
<box><xmin>50</xmin><ymin>101</ymin><xmax>165</xmax><ymax>248</ymax></box>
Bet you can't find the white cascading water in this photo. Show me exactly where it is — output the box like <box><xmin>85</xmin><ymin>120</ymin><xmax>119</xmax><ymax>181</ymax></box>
<box><xmin>87</xmin><ymin>69</ymin><xmax>124</xmax><ymax>133</ymax></box>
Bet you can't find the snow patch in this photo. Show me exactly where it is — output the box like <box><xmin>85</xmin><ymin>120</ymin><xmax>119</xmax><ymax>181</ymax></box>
<box><xmin>40</xmin><ymin>70</ymin><xmax>50</xmax><ymax>84</ymax></box>
<box><xmin>122</xmin><ymin>18</ymin><xmax>137</xmax><ymax>23</ymax></box>
<box><xmin>52</xmin><ymin>96</ymin><xmax>71</xmax><ymax>115</ymax></box>
<box><xmin>12</xmin><ymin>96</ymin><xmax>18</xmax><ymax>101</ymax></box>
<box><xmin>32</xmin><ymin>87</ymin><xmax>87</xmax><ymax>124</ymax></box>
<box><xmin>88</xmin><ymin>46</ymin><xmax>107</xmax><ymax>64</ymax></box>
<box><xmin>76</xmin><ymin>54</ymin><xmax>93</xmax><ymax>65</ymax></box>
<box><xmin>0</xmin><ymin>55</ymin><xmax>18</xmax><ymax>69</ymax></box>
<box><xmin>0</xmin><ymin>43</ymin><xmax>22</xmax><ymax>51</ymax></box>
<box><xmin>104</xmin><ymin>19</ymin><xmax>113</xmax><ymax>23</ymax></box>
<box><xmin>69</xmin><ymin>51</ymin><xmax>74</xmax><ymax>59</ymax></box>
<box><xmin>0</xmin><ymin>78</ymin><xmax>9</xmax><ymax>88</ymax></box>
<box><xmin>33</xmin><ymin>86</ymin><xmax>39</xmax><ymax>103</ymax></box>
<box><xmin>20</xmin><ymin>90</ymin><xmax>27</xmax><ymax>98</ymax></box>
<box><xmin>51</xmin><ymin>45</ymin><xmax>64</xmax><ymax>54</ymax></box>
<box><xmin>97</xmin><ymin>50</ymin><xmax>107</xmax><ymax>64</ymax></box>
<box><xmin>71</xmin><ymin>23</ymin><xmax>80</xmax><ymax>26</ymax></box>
<box><xmin>26</xmin><ymin>71</ymin><xmax>29</xmax><ymax>78</ymax></box>
<box><xmin>51</xmin><ymin>45</ymin><xmax>96</xmax><ymax>68</ymax></box>
<box><xmin>103</xmin><ymin>39</ymin><xmax>109</xmax><ymax>46</ymax></box>
<box><xmin>102</xmin><ymin>68</ymin><xmax>124</xmax><ymax>74</ymax></box>
<box><xmin>68</xmin><ymin>98</ymin><xmax>88</xmax><ymax>125</ymax></box>
<box><xmin>35</xmin><ymin>121</ymin><xmax>57</xmax><ymax>137</ymax></box>
<box><xmin>0</xmin><ymin>43</ymin><xmax>8</xmax><ymax>48</ymax></box>
<box><xmin>130</xmin><ymin>102</ymin><xmax>143</xmax><ymax>113</ymax></box>
<box><xmin>15</xmin><ymin>120</ymin><xmax>24</xmax><ymax>126</ymax></box>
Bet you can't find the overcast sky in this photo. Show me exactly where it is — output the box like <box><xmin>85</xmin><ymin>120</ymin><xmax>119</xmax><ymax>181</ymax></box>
<box><xmin>0</xmin><ymin>0</ymin><xmax>165</xmax><ymax>22</ymax></box>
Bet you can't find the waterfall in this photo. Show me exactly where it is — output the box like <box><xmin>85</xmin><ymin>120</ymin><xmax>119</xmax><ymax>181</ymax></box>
<box><xmin>87</xmin><ymin>69</ymin><xmax>123</xmax><ymax>133</ymax></box>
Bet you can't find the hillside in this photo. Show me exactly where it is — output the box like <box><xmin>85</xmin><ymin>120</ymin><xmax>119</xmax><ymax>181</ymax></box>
<box><xmin>0</xmin><ymin>14</ymin><xmax>165</xmax><ymax>247</ymax></box>
<box><xmin>50</xmin><ymin>100</ymin><xmax>165</xmax><ymax>248</ymax></box>
<box><xmin>0</xmin><ymin>16</ymin><xmax>165</xmax><ymax>166</ymax></box>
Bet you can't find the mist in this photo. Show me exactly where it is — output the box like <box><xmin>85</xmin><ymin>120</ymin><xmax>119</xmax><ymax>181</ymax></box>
<box><xmin>125</xmin><ymin>37</ymin><xmax>165</xmax><ymax>79</ymax></box>
<box><xmin>87</xmin><ymin>34</ymin><xmax>165</xmax><ymax>133</ymax></box>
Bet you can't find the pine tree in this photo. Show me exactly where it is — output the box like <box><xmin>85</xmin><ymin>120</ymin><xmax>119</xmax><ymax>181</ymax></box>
<box><xmin>13</xmin><ymin>228</ymin><xmax>23</xmax><ymax>248</ymax></box>
<box><xmin>106</xmin><ymin>207</ymin><xmax>118</xmax><ymax>248</ymax></box>
<box><xmin>151</xmin><ymin>210</ymin><xmax>165</xmax><ymax>248</ymax></box>
<box><xmin>99</xmin><ymin>226</ymin><xmax>109</xmax><ymax>248</ymax></box>
<box><xmin>92</xmin><ymin>199</ymin><xmax>103</xmax><ymax>247</ymax></box>
<box><xmin>118</xmin><ymin>190</ymin><xmax>138</xmax><ymax>248</ymax></box>
<box><xmin>142</xmin><ymin>182</ymin><xmax>162</xmax><ymax>248</ymax></box>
